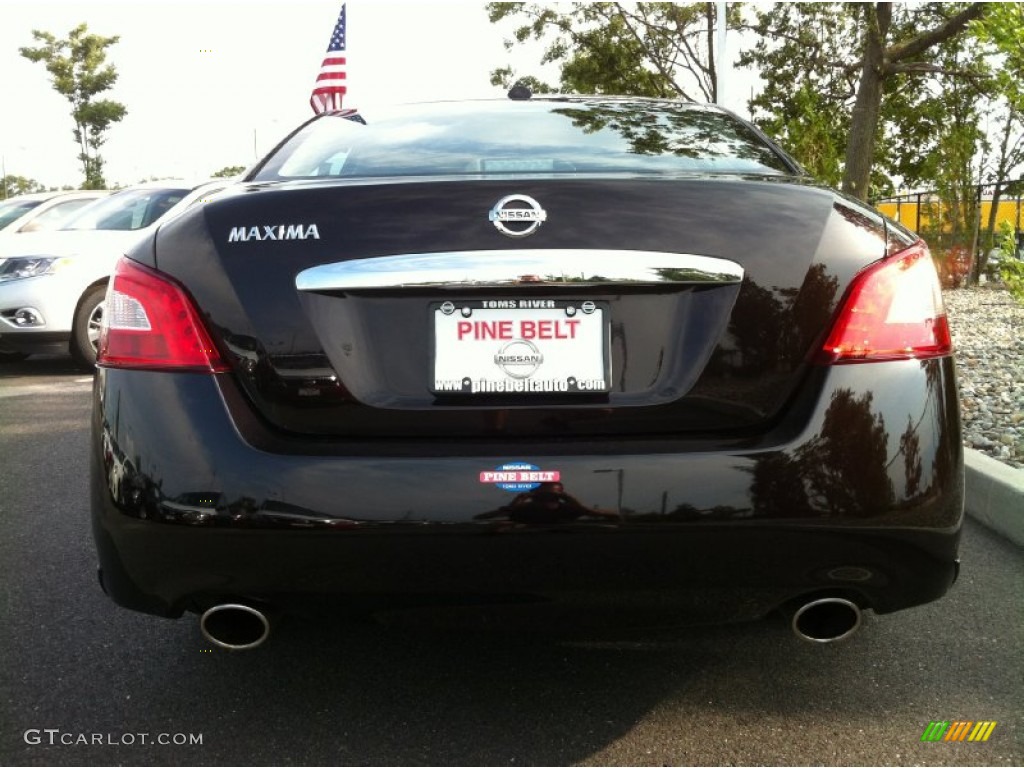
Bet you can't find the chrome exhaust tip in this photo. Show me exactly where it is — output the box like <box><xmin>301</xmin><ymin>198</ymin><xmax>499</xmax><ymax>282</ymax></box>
<box><xmin>200</xmin><ymin>603</ymin><xmax>271</xmax><ymax>650</ymax></box>
<box><xmin>791</xmin><ymin>597</ymin><xmax>862</xmax><ymax>643</ymax></box>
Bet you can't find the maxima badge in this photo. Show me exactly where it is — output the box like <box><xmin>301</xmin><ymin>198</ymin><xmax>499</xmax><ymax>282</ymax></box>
<box><xmin>489</xmin><ymin>194</ymin><xmax>547</xmax><ymax>238</ymax></box>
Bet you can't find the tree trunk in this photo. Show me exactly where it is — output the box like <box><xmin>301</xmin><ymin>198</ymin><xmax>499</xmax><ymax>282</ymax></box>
<box><xmin>842</xmin><ymin>3</ymin><xmax>892</xmax><ymax>201</ymax></box>
<box><xmin>973</xmin><ymin>185</ymin><xmax>1004</xmax><ymax>285</ymax></box>
<box><xmin>972</xmin><ymin>108</ymin><xmax>1017</xmax><ymax>284</ymax></box>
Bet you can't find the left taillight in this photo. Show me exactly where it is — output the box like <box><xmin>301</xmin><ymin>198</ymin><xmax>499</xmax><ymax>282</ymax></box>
<box><xmin>97</xmin><ymin>257</ymin><xmax>228</xmax><ymax>372</ymax></box>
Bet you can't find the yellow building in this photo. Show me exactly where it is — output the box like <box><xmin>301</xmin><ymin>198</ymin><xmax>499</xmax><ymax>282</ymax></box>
<box><xmin>875</xmin><ymin>194</ymin><xmax>1023</xmax><ymax>236</ymax></box>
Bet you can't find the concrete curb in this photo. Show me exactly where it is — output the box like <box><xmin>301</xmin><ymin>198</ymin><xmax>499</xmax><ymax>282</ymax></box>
<box><xmin>964</xmin><ymin>447</ymin><xmax>1024</xmax><ymax>547</ymax></box>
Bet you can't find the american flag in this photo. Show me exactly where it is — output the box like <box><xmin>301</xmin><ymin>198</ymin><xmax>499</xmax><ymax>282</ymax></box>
<box><xmin>310</xmin><ymin>4</ymin><xmax>348</xmax><ymax>114</ymax></box>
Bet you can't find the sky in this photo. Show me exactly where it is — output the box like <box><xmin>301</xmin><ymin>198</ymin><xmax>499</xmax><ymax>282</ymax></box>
<box><xmin>0</xmin><ymin>0</ymin><xmax>752</xmax><ymax>190</ymax></box>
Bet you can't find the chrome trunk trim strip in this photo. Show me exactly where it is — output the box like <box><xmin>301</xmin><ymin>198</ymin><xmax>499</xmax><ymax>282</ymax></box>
<box><xmin>296</xmin><ymin>250</ymin><xmax>744</xmax><ymax>291</ymax></box>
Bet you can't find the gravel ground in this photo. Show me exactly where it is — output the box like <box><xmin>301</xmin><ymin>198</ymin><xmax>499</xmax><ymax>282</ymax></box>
<box><xmin>944</xmin><ymin>285</ymin><xmax>1024</xmax><ymax>469</ymax></box>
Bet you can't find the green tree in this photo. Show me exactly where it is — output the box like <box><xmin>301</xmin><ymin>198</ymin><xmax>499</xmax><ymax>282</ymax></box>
<box><xmin>972</xmin><ymin>2</ymin><xmax>1024</xmax><ymax>112</ymax></box>
<box><xmin>211</xmin><ymin>165</ymin><xmax>247</xmax><ymax>178</ymax></box>
<box><xmin>970</xmin><ymin>3</ymin><xmax>1024</xmax><ymax>281</ymax></box>
<box><xmin>737</xmin><ymin>4</ymin><xmax>859</xmax><ymax>187</ymax></box>
<box><xmin>993</xmin><ymin>221</ymin><xmax>1024</xmax><ymax>302</ymax></box>
<box><xmin>487</xmin><ymin>3</ymin><xmax>739</xmax><ymax>101</ymax></box>
<box><xmin>887</xmin><ymin>22</ymin><xmax>990</xmax><ymax>285</ymax></box>
<box><xmin>490</xmin><ymin>3</ymin><xmax>985</xmax><ymax>204</ymax></box>
<box><xmin>842</xmin><ymin>3</ymin><xmax>983</xmax><ymax>201</ymax></box>
<box><xmin>20</xmin><ymin>24</ymin><xmax>127</xmax><ymax>190</ymax></box>
<box><xmin>971</xmin><ymin>105</ymin><xmax>1024</xmax><ymax>282</ymax></box>
<box><xmin>741</xmin><ymin>3</ymin><xmax>986</xmax><ymax>201</ymax></box>
<box><xmin>1</xmin><ymin>175</ymin><xmax>47</xmax><ymax>199</ymax></box>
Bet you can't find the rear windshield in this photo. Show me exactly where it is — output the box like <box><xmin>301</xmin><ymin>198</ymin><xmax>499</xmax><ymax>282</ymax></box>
<box><xmin>0</xmin><ymin>199</ymin><xmax>42</xmax><ymax>230</ymax></box>
<box><xmin>254</xmin><ymin>100</ymin><xmax>796</xmax><ymax>181</ymax></box>
<box><xmin>61</xmin><ymin>188</ymin><xmax>187</xmax><ymax>231</ymax></box>
<box><xmin>20</xmin><ymin>197</ymin><xmax>99</xmax><ymax>232</ymax></box>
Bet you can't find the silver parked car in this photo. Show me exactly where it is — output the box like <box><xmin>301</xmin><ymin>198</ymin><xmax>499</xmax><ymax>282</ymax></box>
<box><xmin>0</xmin><ymin>180</ymin><xmax>229</xmax><ymax>366</ymax></box>
<box><xmin>0</xmin><ymin>190</ymin><xmax>109</xmax><ymax>236</ymax></box>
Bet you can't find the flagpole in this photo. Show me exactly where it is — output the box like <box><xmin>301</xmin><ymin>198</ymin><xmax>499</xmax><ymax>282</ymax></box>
<box><xmin>715</xmin><ymin>2</ymin><xmax>727</xmax><ymax>106</ymax></box>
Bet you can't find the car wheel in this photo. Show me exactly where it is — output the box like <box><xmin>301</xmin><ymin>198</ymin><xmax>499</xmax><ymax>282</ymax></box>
<box><xmin>71</xmin><ymin>284</ymin><xmax>106</xmax><ymax>369</ymax></box>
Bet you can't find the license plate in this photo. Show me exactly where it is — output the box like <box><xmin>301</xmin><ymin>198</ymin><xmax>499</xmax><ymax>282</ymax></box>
<box><xmin>431</xmin><ymin>299</ymin><xmax>610</xmax><ymax>395</ymax></box>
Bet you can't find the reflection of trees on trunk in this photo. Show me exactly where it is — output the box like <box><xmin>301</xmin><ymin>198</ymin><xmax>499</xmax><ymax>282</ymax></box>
<box><xmin>801</xmin><ymin>389</ymin><xmax>893</xmax><ymax>515</ymax></box>
<box><xmin>631</xmin><ymin>360</ymin><xmax>956</xmax><ymax>523</ymax></box>
<box><xmin>718</xmin><ymin>277</ymin><xmax>785</xmax><ymax>373</ymax></box>
<box><xmin>705</xmin><ymin>200</ymin><xmax>886</xmax><ymax>381</ymax></box>
<box><xmin>899</xmin><ymin>416</ymin><xmax>924</xmax><ymax>498</ymax></box>
<box><xmin>923</xmin><ymin>358</ymin><xmax>958</xmax><ymax>499</ymax></box>
<box><xmin>706</xmin><ymin>263</ymin><xmax>839</xmax><ymax>377</ymax></box>
<box><xmin>778</xmin><ymin>263</ymin><xmax>841</xmax><ymax>363</ymax></box>
<box><xmin>748</xmin><ymin>451</ymin><xmax>812</xmax><ymax>517</ymax></box>
<box><xmin>749</xmin><ymin>388</ymin><xmax>893</xmax><ymax>518</ymax></box>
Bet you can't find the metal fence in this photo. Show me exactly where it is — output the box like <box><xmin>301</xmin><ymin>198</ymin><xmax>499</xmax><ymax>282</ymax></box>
<box><xmin>874</xmin><ymin>183</ymin><xmax>1024</xmax><ymax>285</ymax></box>
<box><xmin>874</xmin><ymin>184</ymin><xmax>1023</xmax><ymax>237</ymax></box>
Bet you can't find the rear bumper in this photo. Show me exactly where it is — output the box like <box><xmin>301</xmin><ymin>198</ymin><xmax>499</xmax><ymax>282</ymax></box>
<box><xmin>90</xmin><ymin>358</ymin><xmax>964</xmax><ymax>621</ymax></box>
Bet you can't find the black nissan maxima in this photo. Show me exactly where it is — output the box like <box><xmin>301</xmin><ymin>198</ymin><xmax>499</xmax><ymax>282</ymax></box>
<box><xmin>90</xmin><ymin>96</ymin><xmax>962</xmax><ymax>650</ymax></box>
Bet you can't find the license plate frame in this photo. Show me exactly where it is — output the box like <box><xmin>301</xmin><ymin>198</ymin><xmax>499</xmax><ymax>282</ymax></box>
<box><xmin>430</xmin><ymin>299</ymin><xmax>611</xmax><ymax>396</ymax></box>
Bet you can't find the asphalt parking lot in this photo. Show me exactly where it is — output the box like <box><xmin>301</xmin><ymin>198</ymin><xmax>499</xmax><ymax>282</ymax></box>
<box><xmin>1</xmin><ymin>357</ymin><xmax>1021</xmax><ymax>767</ymax></box>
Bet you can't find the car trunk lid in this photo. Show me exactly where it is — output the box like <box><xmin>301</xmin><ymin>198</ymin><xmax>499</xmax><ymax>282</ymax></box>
<box><xmin>152</xmin><ymin>175</ymin><xmax>887</xmax><ymax>439</ymax></box>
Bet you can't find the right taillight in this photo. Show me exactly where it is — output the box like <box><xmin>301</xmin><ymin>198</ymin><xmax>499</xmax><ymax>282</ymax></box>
<box><xmin>815</xmin><ymin>240</ymin><xmax>952</xmax><ymax>364</ymax></box>
<box><xmin>97</xmin><ymin>257</ymin><xmax>228</xmax><ymax>372</ymax></box>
